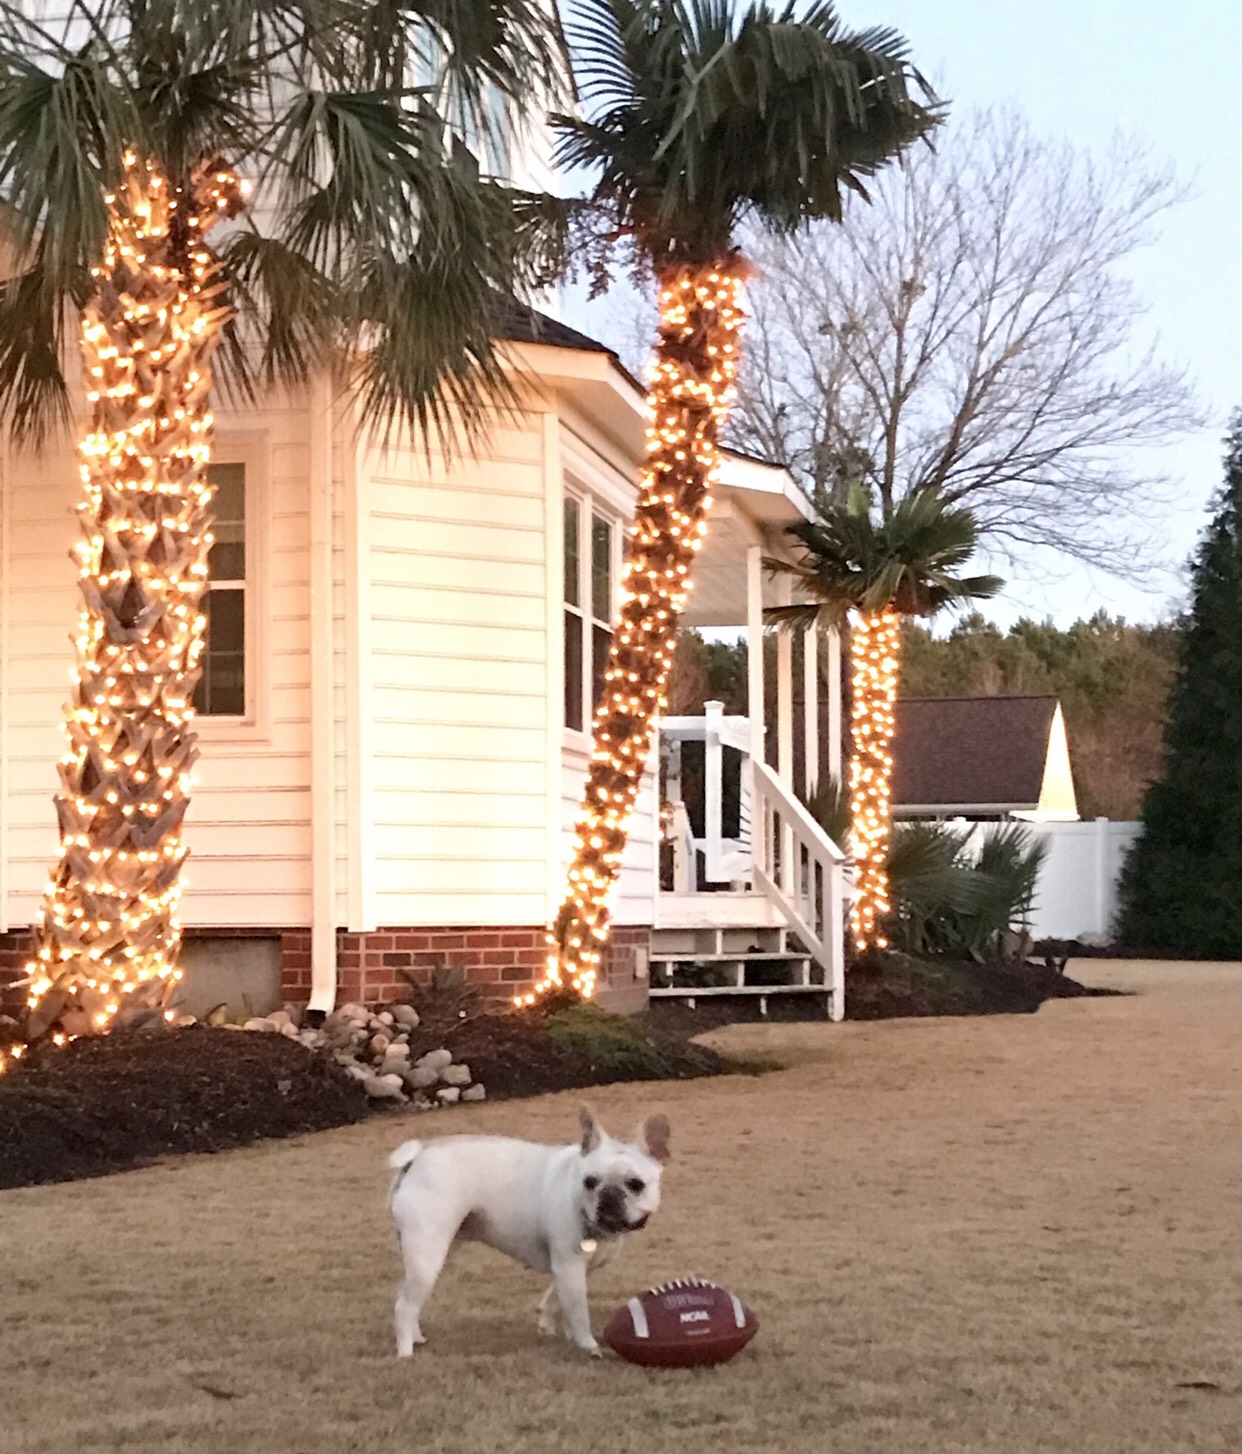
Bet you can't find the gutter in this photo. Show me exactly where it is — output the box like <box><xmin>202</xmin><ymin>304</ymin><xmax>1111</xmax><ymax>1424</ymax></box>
<box><xmin>308</xmin><ymin>372</ymin><xmax>337</xmax><ymax>1014</ymax></box>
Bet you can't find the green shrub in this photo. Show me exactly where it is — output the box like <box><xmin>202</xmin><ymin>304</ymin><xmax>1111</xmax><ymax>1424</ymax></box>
<box><xmin>543</xmin><ymin>1004</ymin><xmax>669</xmax><ymax>1075</ymax></box>
<box><xmin>887</xmin><ymin>820</ymin><xmax>1047</xmax><ymax>962</ymax></box>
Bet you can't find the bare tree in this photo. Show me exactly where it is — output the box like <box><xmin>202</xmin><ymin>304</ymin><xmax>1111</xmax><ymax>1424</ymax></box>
<box><xmin>731</xmin><ymin>107</ymin><xmax>1202</xmax><ymax>569</ymax></box>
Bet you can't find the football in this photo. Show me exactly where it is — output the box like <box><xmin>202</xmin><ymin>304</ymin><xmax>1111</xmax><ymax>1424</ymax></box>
<box><xmin>602</xmin><ymin>1279</ymin><xmax>758</xmax><ymax>1367</ymax></box>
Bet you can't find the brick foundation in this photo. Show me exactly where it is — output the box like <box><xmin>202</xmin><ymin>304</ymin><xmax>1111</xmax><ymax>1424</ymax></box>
<box><xmin>0</xmin><ymin>929</ymin><xmax>33</xmax><ymax>1013</ymax></box>
<box><xmin>0</xmin><ymin>921</ymin><xmax>652</xmax><ymax>1017</ymax></box>
<box><xmin>281</xmin><ymin>923</ymin><xmax>651</xmax><ymax>1008</ymax></box>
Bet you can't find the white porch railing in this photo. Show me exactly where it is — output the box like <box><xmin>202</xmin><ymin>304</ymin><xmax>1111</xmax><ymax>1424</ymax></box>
<box><xmin>659</xmin><ymin>702</ymin><xmax>848</xmax><ymax>1020</ymax></box>
<box><xmin>749</xmin><ymin>758</ymin><xmax>847</xmax><ymax>1019</ymax></box>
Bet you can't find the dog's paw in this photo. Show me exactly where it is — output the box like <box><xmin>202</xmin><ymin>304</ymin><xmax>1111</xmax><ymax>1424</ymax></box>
<box><xmin>588</xmin><ymin>1343</ymin><xmax>604</xmax><ymax>1359</ymax></box>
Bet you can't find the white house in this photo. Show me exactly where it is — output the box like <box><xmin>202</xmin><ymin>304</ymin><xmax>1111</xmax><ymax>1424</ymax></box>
<box><xmin>0</xmin><ymin>23</ymin><xmax>848</xmax><ymax>1020</ymax></box>
<box><xmin>0</xmin><ymin>307</ymin><xmax>848</xmax><ymax>1020</ymax></box>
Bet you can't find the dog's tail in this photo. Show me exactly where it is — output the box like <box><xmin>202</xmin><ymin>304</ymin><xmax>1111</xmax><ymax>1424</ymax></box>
<box><xmin>387</xmin><ymin>1139</ymin><xmax>424</xmax><ymax>1173</ymax></box>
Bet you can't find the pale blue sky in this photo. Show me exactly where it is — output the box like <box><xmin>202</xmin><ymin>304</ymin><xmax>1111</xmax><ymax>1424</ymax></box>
<box><xmin>561</xmin><ymin>0</ymin><xmax>1242</xmax><ymax>626</ymax></box>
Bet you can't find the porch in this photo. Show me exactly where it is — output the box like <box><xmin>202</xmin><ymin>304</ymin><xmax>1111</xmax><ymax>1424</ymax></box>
<box><xmin>646</xmin><ymin>452</ymin><xmax>849</xmax><ymax>1018</ymax></box>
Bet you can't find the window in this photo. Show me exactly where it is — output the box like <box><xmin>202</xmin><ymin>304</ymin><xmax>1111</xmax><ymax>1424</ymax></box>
<box><xmin>412</xmin><ymin>27</ymin><xmax>511</xmax><ymax>178</ymax></box>
<box><xmin>564</xmin><ymin>493</ymin><xmax>616</xmax><ymax>731</ymax></box>
<box><xmin>195</xmin><ymin>461</ymin><xmax>247</xmax><ymax>716</ymax></box>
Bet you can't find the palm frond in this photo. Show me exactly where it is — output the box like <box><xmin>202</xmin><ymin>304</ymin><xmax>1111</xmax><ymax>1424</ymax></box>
<box><xmin>0</xmin><ymin>0</ymin><xmax>564</xmax><ymax>449</ymax></box>
<box><xmin>557</xmin><ymin>0</ymin><xmax>939</xmax><ymax>267</ymax></box>
<box><xmin>771</xmin><ymin>486</ymin><xmax>1002</xmax><ymax>622</ymax></box>
<box><xmin>213</xmin><ymin>229</ymin><xmax>337</xmax><ymax>401</ymax></box>
<box><xmin>0</xmin><ymin>246</ymin><xmax>76</xmax><ymax>447</ymax></box>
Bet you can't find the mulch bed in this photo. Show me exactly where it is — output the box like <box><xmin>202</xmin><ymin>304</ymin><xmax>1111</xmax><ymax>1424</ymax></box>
<box><xmin>0</xmin><ymin>1026</ymin><xmax>371</xmax><ymax>1191</ymax></box>
<box><xmin>0</xmin><ymin>958</ymin><xmax>1110</xmax><ymax>1191</ymax></box>
<box><xmin>642</xmin><ymin>956</ymin><xmax>1116</xmax><ymax>1035</ymax></box>
<box><xmin>407</xmin><ymin>998</ymin><xmax>724</xmax><ymax>1101</ymax></box>
<box><xmin>0</xmin><ymin>1001</ymin><xmax>725</xmax><ymax>1191</ymax></box>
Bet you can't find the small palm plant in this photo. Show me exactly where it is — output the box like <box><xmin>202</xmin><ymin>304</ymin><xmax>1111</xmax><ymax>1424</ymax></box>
<box><xmin>768</xmin><ymin>486</ymin><xmax>1002</xmax><ymax>951</ymax></box>
<box><xmin>535</xmin><ymin>0</ymin><xmax>936</xmax><ymax>1002</ymax></box>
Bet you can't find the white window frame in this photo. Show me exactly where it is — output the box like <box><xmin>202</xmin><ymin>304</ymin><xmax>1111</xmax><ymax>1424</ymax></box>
<box><xmin>562</xmin><ymin>484</ymin><xmax>621</xmax><ymax>742</ymax></box>
<box><xmin>193</xmin><ymin>433</ymin><xmax>270</xmax><ymax>744</ymax></box>
<box><xmin>411</xmin><ymin>28</ymin><xmax>512</xmax><ymax>180</ymax></box>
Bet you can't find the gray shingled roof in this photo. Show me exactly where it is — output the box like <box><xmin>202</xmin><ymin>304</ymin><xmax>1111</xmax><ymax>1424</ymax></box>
<box><xmin>498</xmin><ymin>302</ymin><xmax>616</xmax><ymax>356</ymax></box>
<box><xmin>891</xmin><ymin>696</ymin><xmax>1061</xmax><ymax>811</ymax></box>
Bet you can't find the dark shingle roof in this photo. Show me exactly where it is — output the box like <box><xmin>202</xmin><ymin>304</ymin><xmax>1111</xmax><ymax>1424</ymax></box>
<box><xmin>891</xmin><ymin>696</ymin><xmax>1061</xmax><ymax>811</ymax></box>
<box><xmin>498</xmin><ymin>302</ymin><xmax>615</xmax><ymax>356</ymax></box>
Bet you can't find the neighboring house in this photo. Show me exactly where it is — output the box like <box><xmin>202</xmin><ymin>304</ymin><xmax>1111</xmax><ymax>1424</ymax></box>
<box><xmin>0</xmin><ymin>309</ymin><xmax>847</xmax><ymax>1019</ymax></box>
<box><xmin>891</xmin><ymin>695</ymin><xmax>1079</xmax><ymax>822</ymax></box>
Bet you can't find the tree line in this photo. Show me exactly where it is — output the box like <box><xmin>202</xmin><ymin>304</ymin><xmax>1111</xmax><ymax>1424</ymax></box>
<box><xmin>668</xmin><ymin>609</ymin><xmax>1179</xmax><ymax>820</ymax></box>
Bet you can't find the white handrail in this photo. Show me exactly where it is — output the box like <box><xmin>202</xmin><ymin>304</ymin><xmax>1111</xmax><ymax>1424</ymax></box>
<box><xmin>749</xmin><ymin>758</ymin><xmax>847</xmax><ymax>1021</ymax></box>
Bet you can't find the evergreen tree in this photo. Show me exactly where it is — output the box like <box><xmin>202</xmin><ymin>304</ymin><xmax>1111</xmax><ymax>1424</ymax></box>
<box><xmin>1117</xmin><ymin>418</ymin><xmax>1242</xmax><ymax>954</ymax></box>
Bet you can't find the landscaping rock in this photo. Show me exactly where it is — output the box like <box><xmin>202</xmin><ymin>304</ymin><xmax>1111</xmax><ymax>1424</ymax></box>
<box><xmin>244</xmin><ymin>1017</ymin><xmax>277</xmax><ymax>1033</ymax></box>
<box><xmin>390</xmin><ymin>1005</ymin><xmax>420</xmax><ymax>1029</ymax></box>
<box><xmin>437</xmin><ymin>1086</ymin><xmax>462</xmax><ymax>1105</ymax></box>
<box><xmin>403</xmin><ymin>1065</ymin><xmax>440</xmax><ymax>1091</ymax></box>
<box><xmin>266</xmin><ymin>1010</ymin><xmax>294</xmax><ymax>1031</ymax></box>
<box><xmin>462</xmin><ymin>1084</ymin><xmax>486</xmax><ymax>1103</ymax></box>
<box><xmin>414</xmin><ymin>1048</ymin><xmax>453</xmax><ymax>1075</ymax></box>
<box><xmin>363</xmin><ymin>1073</ymin><xmax>406</xmax><ymax>1101</ymax></box>
<box><xmin>377</xmin><ymin>1011</ymin><xmax>395</xmax><ymax>1027</ymax></box>
<box><xmin>440</xmin><ymin>1063</ymin><xmax>471</xmax><ymax>1088</ymax></box>
<box><xmin>337</xmin><ymin>1003</ymin><xmax>367</xmax><ymax>1021</ymax></box>
<box><xmin>381</xmin><ymin>1043</ymin><xmax>410</xmax><ymax>1064</ymax></box>
<box><xmin>369</xmin><ymin>1032</ymin><xmax>392</xmax><ymax>1056</ymax></box>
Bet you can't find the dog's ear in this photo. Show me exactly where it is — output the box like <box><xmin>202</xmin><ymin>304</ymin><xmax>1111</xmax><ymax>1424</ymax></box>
<box><xmin>579</xmin><ymin>1105</ymin><xmax>602</xmax><ymax>1155</ymax></box>
<box><xmin>638</xmin><ymin>1113</ymin><xmax>671</xmax><ymax>1164</ymax></box>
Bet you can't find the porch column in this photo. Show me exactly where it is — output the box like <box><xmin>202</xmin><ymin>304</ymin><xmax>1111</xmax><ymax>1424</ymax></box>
<box><xmin>827</xmin><ymin>626</ymin><xmax>843</xmax><ymax>785</ymax></box>
<box><xmin>803</xmin><ymin>620</ymin><xmax>819</xmax><ymax>797</ymax></box>
<box><xmin>776</xmin><ymin>576</ymin><xmax>793</xmax><ymax>785</ymax></box>
<box><xmin>746</xmin><ymin>543</ymin><xmax>765</xmax><ymax>762</ymax></box>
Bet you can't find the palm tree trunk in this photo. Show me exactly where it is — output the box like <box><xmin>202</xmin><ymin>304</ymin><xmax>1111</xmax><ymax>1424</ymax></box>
<box><xmin>23</xmin><ymin>158</ymin><xmax>240</xmax><ymax>1044</ymax></box>
<box><xmin>847</xmin><ymin>606</ymin><xmax>901</xmax><ymax>952</ymax></box>
<box><xmin>529</xmin><ymin>261</ymin><xmax>746</xmax><ymax>1002</ymax></box>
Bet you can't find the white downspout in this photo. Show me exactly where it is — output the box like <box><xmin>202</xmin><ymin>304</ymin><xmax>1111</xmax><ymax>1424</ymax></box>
<box><xmin>308</xmin><ymin>372</ymin><xmax>337</xmax><ymax>1013</ymax></box>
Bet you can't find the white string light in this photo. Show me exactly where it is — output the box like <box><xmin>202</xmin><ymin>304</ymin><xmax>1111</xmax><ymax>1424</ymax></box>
<box><xmin>847</xmin><ymin>608</ymin><xmax>900</xmax><ymax>951</ymax></box>
<box><xmin>8</xmin><ymin>155</ymin><xmax>248</xmax><ymax>1063</ymax></box>
<box><xmin>520</xmin><ymin>266</ymin><xmax>746</xmax><ymax>1005</ymax></box>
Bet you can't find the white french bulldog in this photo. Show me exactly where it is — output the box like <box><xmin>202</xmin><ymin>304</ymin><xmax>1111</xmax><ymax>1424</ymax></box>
<box><xmin>387</xmin><ymin>1107</ymin><xmax>670</xmax><ymax>1356</ymax></box>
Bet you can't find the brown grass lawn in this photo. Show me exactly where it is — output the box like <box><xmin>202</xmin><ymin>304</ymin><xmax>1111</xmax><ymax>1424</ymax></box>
<box><xmin>4</xmin><ymin>960</ymin><xmax>1242</xmax><ymax>1454</ymax></box>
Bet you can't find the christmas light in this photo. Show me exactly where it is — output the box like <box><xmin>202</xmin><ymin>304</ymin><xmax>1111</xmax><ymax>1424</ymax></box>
<box><xmin>520</xmin><ymin>265</ymin><xmax>746</xmax><ymax>1006</ymax></box>
<box><xmin>8</xmin><ymin>155</ymin><xmax>246</xmax><ymax>1061</ymax></box>
<box><xmin>847</xmin><ymin>608</ymin><xmax>900</xmax><ymax>951</ymax></box>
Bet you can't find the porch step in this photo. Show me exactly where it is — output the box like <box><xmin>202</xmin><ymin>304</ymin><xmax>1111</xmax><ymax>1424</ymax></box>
<box><xmin>648</xmin><ymin>984</ymin><xmax>829</xmax><ymax>998</ymax></box>
<box><xmin>649</xmin><ymin>947</ymin><xmax>817</xmax><ymax>996</ymax></box>
<box><xmin>649</xmin><ymin>951</ymin><xmax>807</xmax><ymax>965</ymax></box>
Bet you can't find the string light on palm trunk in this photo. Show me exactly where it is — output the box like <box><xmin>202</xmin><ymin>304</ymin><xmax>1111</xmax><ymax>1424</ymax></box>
<box><xmin>848</xmin><ymin>607</ymin><xmax>900</xmax><ymax>951</ymax></box>
<box><xmin>518</xmin><ymin>264</ymin><xmax>746</xmax><ymax>1006</ymax></box>
<box><xmin>10</xmin><ymin>153</ymin><xmax>248</xmax><ymax>1063</ymax></box>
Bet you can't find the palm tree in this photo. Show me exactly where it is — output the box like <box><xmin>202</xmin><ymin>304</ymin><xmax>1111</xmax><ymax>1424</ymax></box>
<box><xmin>531</xmin><ymin>0</ymin><xmax>936</xmax><ymax>1004</ymax></box>
<box><xmin>0</xmin><ymin>0</ymin><xmax>564</xmax><ymax>1048</ymax></box>
<box><xmin>767</xmin><ymin>486</ymin><xmax>1001</xmax><ymax>952</ymax></box>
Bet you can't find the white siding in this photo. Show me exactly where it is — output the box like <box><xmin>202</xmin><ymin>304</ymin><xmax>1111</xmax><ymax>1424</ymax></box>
<box><xmin>1</xmin><ymin>397</ymin><xmax>319</xmax><ymax>930</ymax></box>
<box><xmin>359</xmin><ymin>418</ymin><xmax>554</xmax><ymax>926</ymax></box>
<box><xmin>1</xmin><ymin>380</ymin><xmax>654</xmax><ymax>938</ymax></box>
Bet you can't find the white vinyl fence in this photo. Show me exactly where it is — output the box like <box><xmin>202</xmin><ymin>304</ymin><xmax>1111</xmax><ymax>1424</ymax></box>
<box><xmin>1016</xmin><ymin>819</ymin><xmax>1141</xmax><ymax>942</ymax></box>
